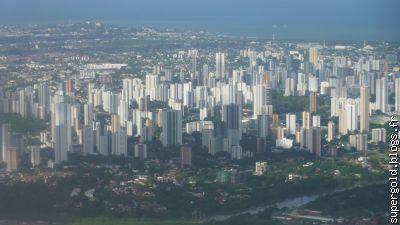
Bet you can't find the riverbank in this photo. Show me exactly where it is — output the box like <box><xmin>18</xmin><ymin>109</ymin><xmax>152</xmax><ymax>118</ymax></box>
<box><xmin>203</xmin><ymin>181</ymin><xmax>387</xmax><ymax>222</ymax></box>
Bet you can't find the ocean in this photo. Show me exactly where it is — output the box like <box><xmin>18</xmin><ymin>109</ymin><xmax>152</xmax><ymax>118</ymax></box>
<box><xmin>0</xmin><ymin>0</ymin><xmax>399</xmax><ymax>42</ymax></box>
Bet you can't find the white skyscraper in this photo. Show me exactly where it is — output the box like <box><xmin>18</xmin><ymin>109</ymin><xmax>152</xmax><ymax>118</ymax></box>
<box><xmin>371</xmin><ymin>128</ymin><xmax>386</xmax><ymax>144</ymax></box>
<box><xmin>118</xmin><ymin>99</ymin><xmax>129</xmax><ymax>127</ymax></box>
<box><xmin>1</xmin><ymin>124</ymin><xmax>9</xmax><ymax>163</ymax></box>
<box><xmin>327</xmin><ymin>121</ymin><xmax>335</xmax><ymax>142</ymax></box>
<box><xmin>308</xmin><ymin>76</ymin><xmax>319</xmax><ymax>93</ymax></box>
<box><xmin>145</xmin><ymin>74</ymin><xmax>159</xmax><ymax>100</ymax></box>
<box><xmin>183</xmin><ymin>82</ymin><xmax>194</xmax><ymax>109</ymax></box>
<box><xmin>189</xmin><ymin>49</ymin><xmax>198</xmax><ymax>79</ymax></box>
<box><xmin>395</xmin><ymin>78</ymin><xmax>400</xmax><ymax>112</ymax></box>
<box><xmin>312</xmin><ymin>115</ymin><xmax>321</xmax><ymax>128</ymax></box>
<box><xmin>111</xmin><ymin>115</ymin><xmax>127</xmax><ymax>156</ymax></box>
<box><xmin>286</xmin><ymin>113</ymin><xmax>296</xmax><ymax>136</ymax></box>
<box><xmin>360</xmin><ymin>86</ymin><xmax>370</xmax><ymax>133</ymax></box>
<box><xmin>30</xmin><ymin>146</ymin><xmax>41</xmax><ymax>167</ymax></box>
<box><xmin>253</xmin><ymin>85</ymin><xmax>271</xmax><ymax>116</ymax></box>
<box><xmin>297</xmin><ymin>73</ymin><xmax>307</xmax><ymax>96</ymax></box>
<box><xmin>345</xmin><ymin>99</ymin><xmax>358</xmax><ymax>132</ymax></box>
<box><xmin>52</xmin><ymin>97</ymin><xmax>72</xmax><ymax>164</ymax></box>
<box><xmin>376</xmin><ymin>77</ymin><xmax>388</xmax><ymax>113</ymax></box>
<box><xmin>216</xmin><ymin>52</ymin><xmax>225</xmax><ymax>79</ymax></box>
<box><xmin>37</xmin><ymin>84</ymin><xmax>48</xmax><ymax>104</ymax></box>
<box><xmin>84</xmin><ymin>103</ymin><xmax>93</xmax><ymax>126</ymax></box>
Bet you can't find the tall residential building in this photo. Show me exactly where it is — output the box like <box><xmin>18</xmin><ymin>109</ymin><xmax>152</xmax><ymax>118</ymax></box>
<box><xmin>396</xmin><ymin>78</ymin><xmax>400</xmax><ymax>112</ymax></box>
<box><xmin>95</xmin><ymin>122</ymin><xmax>109</xmax><ymax>156</ymax></box>
<box><xmin>38</xmin><ymin>83</ymin><xmax>50</xmax><ymax>108</ymax></box>
<box><xmin>371</xmin><ymin>128</ymin><xmax>386</xmax><ymax>144</ymax></box>
<box><xmin>297</xmin><ymin>73</ymin><xmax>307</xmax><ymax>96</ymax></box>
<box><xmin>222</xmin><ymin>104</ymin><xmax>242</xmax><ymax>146</ymax></box>
<box><xmin>111</xmin><ymin>114</ymin><xmax>120</xmax><ymax>133</ymax></box>
<box><xmin>253</xmin><ymin>85</ymin><xmax>271</xmax><ymax>116</ymax></box>
<box><xmin>284</xmin><ymin>78</ymin><xmax>295</xmax><ymax>96</ymax></box>
<box><xmin>84</xmin><ymin>103</ymin><xmax>93</xmax><ymax>126</ymax></box>
<box><xmin>308</xmin><ymin>127</ymin><xmax>321</xmax><ymax>156</ymax></box>
<box><xmin>216</xmin><ymin>52</ymin><xmax>225</xmax><ymax>79</ymax></box>
<box><xmin>122</xmin><ymin>78</ymin><xmax>134</xmax><ymax>103</ymax></box>
<box><xmin>162</xmin><ymin>109</ymin><xmax>182</xmax><ymax>147</ymax></box>
<box><xmin>202</xmin><ymin>64</ymin><xmax>209</xmax><ymax>86</ymax></box>
<box><xmin>345</xmin><ymin>99</ymin><xmax>358</xmax><ymax>132</ymax></box>
<box><xmin>312</xmin><ymin>115</ymin><xmax>321</xmax><ymax>127</ymax></box>
<box><xmin>302</xmin><ymin>111</ymin><xmax>311</xmax><ymax>129</ymax></box>
<box><xmin>360</xmin><ymin>86</ymin><xmax>370</xmax><ymax>133</ymax></box>
<box><xmin>338</xmin><ymin>106</ymin><xmax>348</xmax><ymax>135</ymax></box>
<box><xmin>327</xmin><ymin>121</ymin><xmax>335</xmax><ymax>142</ymax></box>
<box><xmin>113</xmin><ymin>128</ymin><xmax>127</xmax><ymax>156</ymax></box>
<box><xmin>376</xmin><ymin>77</ymin><xmax>388</xmax><ymax>113</ymax></box>
<box><xmin>257</xmin><ymin>115</ymin><xmax>270</xmax><ymax>138</ymax></box>
<box><xmin>145</xmin><ymin>74</ymin><xmax>159</xmax><ymax>101</ymax></box>
<box><xmin>309</xmin><ymin>76</ymin><xmax>319</xmax><ymax>92</ymax></box>
<box><xmin>30</xmin><ymin>146</ymin><xmax>40</xmax><ymax>167</ymax></box>
<box><xmin>248</xmin><ymin>50</ymin><xmax>257</xmax><ymax>75</ymax></box>
<box><xmin>286</xmin><ymin>113</ymin><xmax>296</xmax><ymax>136</ymax></box>
<box><xmin>111</xmin><ymin>114</ymin><xmax>127</xmax><ymax>156</ymax></box>
<box><xmin>189</xmin><ymin>49</ymin><xmax>198</xmax><ymax>79</ymax></box>
<box><xmin>309</xmin><ymin>92</ymin><xmax>317</xmax><ymax>113</ymax></box>
<box><xmin>119</xmin><ymin>99</ymin><xmax>129</xmax><ymax>127</ymax></box>
<box><xmin>52</xmin><ymin>95</ymin><xmax>72</xmax><ymax>164</ymax></box>
<box><xmin>65</xmin><ymin>79</ymin><xmax>74</xmax><ymax>96</ymax></box>
<box><xmin>83</xmin><ymin>103</ymin><xmax>94</xmax><ymax>154</ymax></box>
<box><xmin>309</xmin><ymin>48</ymin><xmax>318</xmax><ymax>64</ymax></box>
<box><xmin>1</xmin><ymin>124</ymin><xmax>9</xmax><ymax>163</ymax></box>
<box><xmin>18</xmin><ymin>89</ymin><xmax>26</xmax><ymax>117</ymax></box>
<box><xmin>6</xmin><ymin>147</ymin><xmax>18</xmax><ymax>171</ymax></box>
<box><xmin>82</xmin><ymin>125</ymin><xmax>94</xmax><ymax>154</ymax></box>
<box><xmin>349</xmin><ymin>134</ymin><xmax>368</xmax><ymax>152</ymax></box>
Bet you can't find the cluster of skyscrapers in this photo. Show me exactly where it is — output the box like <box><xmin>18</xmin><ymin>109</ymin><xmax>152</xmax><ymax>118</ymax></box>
<box><xmin>0</xmin><ymin>44</ymin><xmax>399</xmax><ymax>169</ymax></box>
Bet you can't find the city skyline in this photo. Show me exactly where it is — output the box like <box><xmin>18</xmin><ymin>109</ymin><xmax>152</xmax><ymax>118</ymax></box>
<box><xmin>0</xmin><ymin>2</ymin><xmax>397</xmax><ymax>225</ymax></box>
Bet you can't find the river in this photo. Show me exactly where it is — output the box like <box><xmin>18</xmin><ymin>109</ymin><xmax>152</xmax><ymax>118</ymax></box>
<box><xmin>203</xmin><ymin>183</ymin><xmax>383</xmax><ymax>222</ymax></box>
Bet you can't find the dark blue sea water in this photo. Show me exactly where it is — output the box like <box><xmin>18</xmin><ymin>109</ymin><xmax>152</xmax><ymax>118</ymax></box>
<box><xmin>0</xmin><ymin>0</ymin><xmax>399</xmax><ymax>42</ymax></box>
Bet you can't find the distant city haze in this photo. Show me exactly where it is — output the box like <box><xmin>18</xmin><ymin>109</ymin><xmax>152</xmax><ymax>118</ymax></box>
<box><xmin>1</xmin><ymin>0</ymin><xmax>399</xmax><ymax>41</ymax></box>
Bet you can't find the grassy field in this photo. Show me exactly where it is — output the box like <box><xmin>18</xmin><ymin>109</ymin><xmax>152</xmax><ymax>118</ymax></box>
<box><xmin>69</xmin><ymin>217</ymin><xmax>205</xmax><ymax>225</ymax></box>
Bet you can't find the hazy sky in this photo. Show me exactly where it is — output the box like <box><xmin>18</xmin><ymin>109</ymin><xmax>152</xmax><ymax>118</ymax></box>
<box><xmin>1</xmin><ymin>0</ymin><xmax>399</xmax><ymax>41</ymax></box>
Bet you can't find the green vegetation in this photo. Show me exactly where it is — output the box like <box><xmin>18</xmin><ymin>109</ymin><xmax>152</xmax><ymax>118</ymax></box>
<box><xmin>70</xmin><ymin>217</ymin><xmax>204</xmax><ymax>225</ymax></box>
<box><xmin>25</xmin><ymin>136</ymin><xmax>42</xmax><ymax>145</ymax></box>
<box><xmin>211</xmin><ymin>207</ymin><xmax>282</xmax><ymax>225</ymax></box>
<box><xmin>0</xmin><ymin>113</ymin><xmax>47</xmax><ymax>134</ymax></box>
<box><xmin>272</xmin><ymin>92</ymin><xmax>308</xmax><ymax>114</ymax></box>
<box><xmin>316</xmin><ymin>95</ymin><xmax>331</xmax><ymax>123</ymax></box>
<box><xmin>0</xmin><ymin>181</ymin><xmax>70</xmax><ymax>218</ymax></box>
<box><xmin>243</xmin><ymin>103</ymin><xmax>253</xmax><ymax>110</ymax></box>
<box><xmin>304</xmin><ymin>183</ymin><xmax>388</xmax><ymax>218</ymax></box>
<box><xmin>148</xmin><ymin>101</ymin><xmax>169</xmax><ymax>111</ymax></box>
